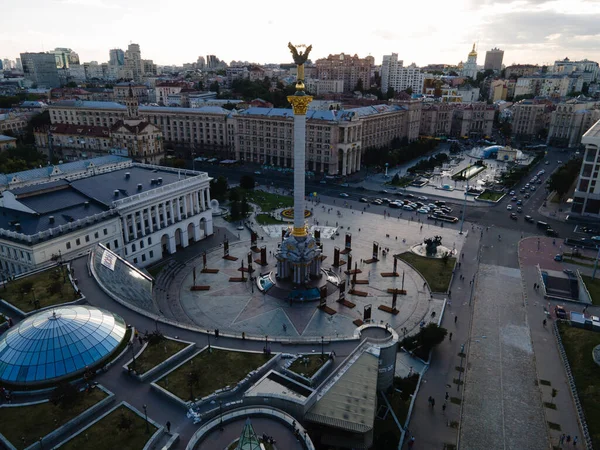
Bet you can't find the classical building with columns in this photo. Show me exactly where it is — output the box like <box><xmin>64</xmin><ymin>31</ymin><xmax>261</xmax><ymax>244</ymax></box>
<box><xmin>0</xmin><ymin>155</ymin><xmax>212</xmax><ymax>276</ymax></box>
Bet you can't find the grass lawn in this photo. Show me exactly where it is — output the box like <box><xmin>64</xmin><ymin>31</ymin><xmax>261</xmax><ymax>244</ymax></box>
<box><xmin>255</xmin><ymin>213</ymin><xmax>286</xmax><ymax>225</ymax></box>
<box><xmin>157</xmin><ymin>348</ymin><xmax>271</xmax><ymax>401</ymax></box>
<box><xmin>477</xmin><ymin>190</ymin><xmax>504</xmax><ymax>201</ymax></box>
<box><xmin>558</xmin><ymin>323</ymin><xmax>600</xmax><ymax>448</ymax></box>
<box><xmin>288</xmin><ymin>354</ymin><xmax>327</xmax><ymax>378</ymax></box>
<box><xmin>146</xmin><ymin>261</ymin><xmax>169</xmax><ymax>279</ymax></box>
<box><xmin>563</xmin><ymin>258</ymin><xmax>594</xmax><ymax>268</ymax></box>
<box><xmin>397</xmin><ymin>252</ymin><xmax>455</xmax><ymax>292</ymax></box>
<box><xmin>581</xmin><ymin>275</ymin><xmax>600</xmax><ymax>305</ymax></box>
<box><xmin>130</xmin><ymin>338</ymin><xmax>189</xmax><ymax>375</ymax></box>
<box><xmin>243</xmin><ymin>190</ymin><xmax>293</xmax><ymax>211</ymax></box>
<box><xmin>0</xmin><ymin>265</ymin><xmax>77</xmax><ymax>313</ymax></box>
<box><xmin>59</xmin><ymin>405</ymin><xmax>157</xmax><ymax>450</ymax></box>
<box><xmin>0</xmin><ymin>388</ymin><xmax>107</xmax><ymax>450</ymax></box>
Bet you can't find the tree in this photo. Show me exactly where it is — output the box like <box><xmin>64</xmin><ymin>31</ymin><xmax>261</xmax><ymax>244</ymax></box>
<box><xmin>230</xmin><ymin>200</ymin><xmax>241</xmax><ymax>221</ymax></box>
<box><xmin>65</xmin><ymin>81</ymin><xmax>78</xmax><ymax>88</ymax></box>
<box><xmin>50</xmin><ymin>381</ymin><xmax>80</xmax><ymax>409</ymax></box>
<box><xmin>229</xmin><ymin>189</ymin><xmax>240</xmax><ymax>203</ymax></box>
<box><xmin>47</xmin><ymin>279</ymin><xmax>63</xmax><ymax>296</ymax></box>
<box><xmin>386</xmin><ymin>87</ymin><xmax>395</xmax><ymax>99</ymax></box>
<box><xmin>392</xmin><ymin>173</ymin><xmax>400</xmax><ymax>184</ymax></box>
<box><xmin>547</xmin><ymin>158</ymin><xmax>582</xmax><ymax>200</ymax></box>
<box><xmin>405</xmin><ymin>87</ymin><xmax>413</xmax><ymax>95</ymax></box>
<box><xmin>240</xmin><ymin>175</ymin><xmax>255</xmax><ymax>190</ymax></box>
<box><xmin>187</xmin><ymin>371</ymin><xmax>200</xmax><ymax>401</ymax></box>
<box><xmin>209</xmin><ymin>176</ymin><xmax>228</xmax><ymax>200</ymax></box>
<box><xmin>500</xmin><ymin>122</ymin><xmax>512</xmax><ymax>138</ymax></box>
<box><xmin>117</xmin><ymin>411</ymin><xmax>134</xmax><ymax>431</ymax></box>
<box><xmin>209</xmin><ymin>81</ymin><xmax>220</xmax><ymax>95</ymax></box>
<box><xmin>241</xmin><ymin>197</ymin><xmax>251</xmax><ymax>217</ymax></box>
<box><xmin>354</xmin><ymin>78</ymin><xmax>364</xmax><ymax>92</ymax></box>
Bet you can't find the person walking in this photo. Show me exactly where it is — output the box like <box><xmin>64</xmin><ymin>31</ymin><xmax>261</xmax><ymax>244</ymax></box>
<box><xmin>566</xmin><ymin>435</ymin><xmax>571</xmax><ymax>444</ymax></box>
<box><xmin>407</xmin><ymin>436</ymin><xmax>415</xmax><ymax>449</ymax></box>
<box><xmin>442</xmin><ymin>402</ymin><xmax>446</xmax><ymax>413</ymax></box>
<box><xmin>454</xmin><ymin>315</ymin><xmax>458</xmax><ymax>324</ymax></box>
<box><xmin>166</xmin><ymin>421</ymin><xmax>171</xmax><ymax>433</ymax></box>
<box><xmin>573</xmin><ymin>436</ymin><xmax>578</xmax><ymax>446</ymax></box>
<box><xmin>559</xmin><ymin>434</ymin><xmax>565</xmax><ymax>445</ymax></box>
<box><xmin>428</xmin><ymin>396</ymin><xmax>433</xmax><ymax>407</ymax></box>
<box><xmin>431</xmin><ymin>398</ymin><xmax>435</xmax><ymax>408</ymax></box>
<box><xmin>449</xmin><ymin>332</ymin><xmax>453</xmax><ymax>341</ymax></box>
<box><xmin>445</xmin><ymin>391</ymin><xmax>449</xmax><ymax>401</ymax></box>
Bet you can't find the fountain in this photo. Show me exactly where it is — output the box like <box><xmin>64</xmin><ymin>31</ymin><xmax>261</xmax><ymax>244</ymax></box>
<box><xmin>411</xmin><ymin>235</ymin><xmax>457</xmax><ymax>259</ymax></box>
<box><xmin>210</xmin><ymin>199</ymin><xmax>227</xmax><ymax>217</ymax></box>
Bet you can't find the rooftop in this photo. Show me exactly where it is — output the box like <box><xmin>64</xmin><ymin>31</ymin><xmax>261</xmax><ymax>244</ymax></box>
<box><xmin>582</xmin><ymin>118</ymin><xmax>600</xmax><ymax>143</ymax></box>
<box><xmin>0</xmin><ymin>135</ymin><xmax>17</xmax><ymax>143</ymax></box>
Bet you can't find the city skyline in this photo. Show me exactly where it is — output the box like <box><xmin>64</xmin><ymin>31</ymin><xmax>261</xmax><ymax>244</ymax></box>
<box><xmin>2</xmin><ymin>0</ymin><xmax>600</xmax><ymax>67</ymax></box>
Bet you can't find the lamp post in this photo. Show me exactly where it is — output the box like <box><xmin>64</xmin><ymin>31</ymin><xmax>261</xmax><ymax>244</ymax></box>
<box><xmin>207</xmin><ymin>330</ymin><xmax>211</xmax><ymax>351</ymax></box>
<box><xmin>143</xmin><ymin>404</ymin><xmax>149</xmax><ymax>434</ymax></box>
<box><xmin>457</xmin><ymin>336</ymin><xmax>486</xmax><ymax>391</ymax></box>
<box><xmin>321</xmin><ymin>336</ymin><xmax>324</xmax><ymax>358</ymax></box>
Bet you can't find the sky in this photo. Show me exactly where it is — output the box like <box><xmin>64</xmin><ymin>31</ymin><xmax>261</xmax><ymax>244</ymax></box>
<box><xmin>1</xmin><ymin>0</ymin><xmax>600</xmax><ymax>67</ymax></box>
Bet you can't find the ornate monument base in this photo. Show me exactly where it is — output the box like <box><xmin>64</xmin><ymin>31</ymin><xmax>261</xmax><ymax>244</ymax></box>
<box><xmin>276</xmin><ymin>232</ymin><xmax>322</xmax><ymax>285</ymax></box>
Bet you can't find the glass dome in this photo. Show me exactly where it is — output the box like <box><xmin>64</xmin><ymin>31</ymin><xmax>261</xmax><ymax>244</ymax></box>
<box><xmin>0</xmin><ymin>305</ymin><xmax>127</xmax><ymax>386</ymax></box>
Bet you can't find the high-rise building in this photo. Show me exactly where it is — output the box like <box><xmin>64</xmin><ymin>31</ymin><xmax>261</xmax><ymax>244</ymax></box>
<box><xmin>461</xmin><ymin>44</ymin><xmax>478</xmax><ymax>79</ymax></box>
<box><xmin>20</xmin><ymin>52</ymin><xmax>61</xmax><ymax>88</ymax></box>
<box><xmin>206</xmin><ymin>55</ymin><xmax>223</xmax><ymax>69</ymax></box>
<box><xmin>196</xmin><ymin>56</ymin><xmax>205</xmax><ymax>69</ymax></box>
<box><xmin>15</xmin><ymin>58</ymin><xmax>22</xmax><ymax>71</ymax></box>
<box><xmin>51</xmin><ymin>48</ymin><xmax>79</xmax><ymax>69</ymax></box>
<box><xmin>109</xmin><ymin>49</ymin><xmax>125</xmax><ymax>66</ymax></box>
<box><xmin>2</xmin><ymin>59</ymin><xmax>11</xmax><ymax>70</ymax></box>
<box><xmin>315</xmin><ymin>53</ymin><xmax>374</xmax><ymax>93</ymax></box>
<box><xmin>552</xmin><ymin>58</ymin><xmax>599</xmax><ymax>84</ymax></box>
<box><xmin>0</xmin><ymin>60</ymin><xmax>3</xmax><ymax>71</ymax></box>
<box><xmin>484</xmin><ymin>48</ymin><xmax>504</xmax><ymax>72</ymax></box>
<box><xmin>125</xmin><ymin>43</ymin><xmax>143</xmax><ymax>82</ymax></box>
<box><xmin>381</xmin><ymin>53</ymin><xmax>425</xmax><ymax>94</ymax></box>
<box><xmin>572</xmin><ymin>119</ymin><xmax>600</xmax><ymax>217</ymax></box>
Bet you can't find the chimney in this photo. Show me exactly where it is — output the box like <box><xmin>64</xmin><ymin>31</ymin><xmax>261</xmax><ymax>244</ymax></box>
<box><xmin>157</xmin><ymin>177</ymin><xmax>163</xmax><ymax>184</ymax></box>
<box><xmin>125</xmin><ymin>172</ymin><xmax>131</xmax><ymax>179</ymax></box>
<box><xmin>114</xmin><ymin>190</ymin><xmax>120</xmax><ymax>197</ymax></box>
<box><xmin>137</xmin><ymin>183</ymin><xmax>143</xmax><ymax>190</ymax></box>
<box><xmin>84</xmin><ymin>201</ymin><xmax>90</xmax><ymax>208</ymax></box>
<box><xmin>49</xmin><ymin>216</ymin><xmax>55</xmax><ymax>224</ymax></box>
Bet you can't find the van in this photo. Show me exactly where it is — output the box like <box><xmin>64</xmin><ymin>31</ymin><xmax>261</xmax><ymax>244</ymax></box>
<box><xmin>537</xmin><ymin>221</ymin><xmax>549</xmax><ymax>230</ymax></box>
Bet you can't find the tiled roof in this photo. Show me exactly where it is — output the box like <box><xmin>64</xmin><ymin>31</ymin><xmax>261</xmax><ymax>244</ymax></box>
<box><xmin>48</xmin><ymin>123</ymin><xmax>110</xmax><ymax>138</ymax></box>
<box><xmin>111</xmin><ymin>120</ymin><xmax>155</xmax><ymax>134</ymax></box>
<box><xmin>52</xmin><ymin>100</ymin><xmax>126</xmax><ymax>110</ymax></box>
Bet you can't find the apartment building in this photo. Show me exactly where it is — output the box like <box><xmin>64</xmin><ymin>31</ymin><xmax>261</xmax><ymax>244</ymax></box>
<box><xmin>305</xmin><ymin>79</ymin><xmax>344</xmax><ymax>95</ymax></box>
<box><xmin>511</xmin><ymin>99</ymin><xmax>553</xmax><ymax>139</ymax></box>
<box><xmin>381</xmin><ymin>54</ymin><xmax>425</xmax><ymax>94</ymax></box>
<box><xmin>504</xmin><ymin>64</ymin><xmax>540</xmax><ymax>79</ymax></box>
<box><xmin>514</xmin><ymin>75</ymin><xmax>583</xmax><ymax>98</ymax></box>
<box><xmin>315</xmin><ymin>53</ymin><xmax>374</xmax><ymax>93</ymax></box>
<box><xmin>547</xmin><ymin>98</ymin><xmax>600</xmax><ymax>147</ymax></box>
<box><xmin>484</xmin><ymin>48</ymin><xmax>504</xmax><ymax>72</ymax></box>
<box><xmin>451</xmin><ymin>103</ymin><xmax>494</xmax><ymax>138</ymax></box>
<box><xmin>552</xmin><ymin>58</ymin><xmax>599</xmax><ymax>84</ymax></box>
<box><xmin>419</xmin><ymin>103</ymin><xmax>453</xmax><ymax>137</ymax></box>
<box><xmin>114</xmin><ymin>83</ymin><xmax>149</xmax><ymax>103</ymax></box>
<box><xmin>572</xmin><ymin>119</ymin><xmax>600</xmax><ymax>217</ymax></box>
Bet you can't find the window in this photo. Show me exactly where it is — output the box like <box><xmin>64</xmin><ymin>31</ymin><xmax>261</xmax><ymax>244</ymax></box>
<box><xmin>66</xmin><ymin>242</ymin><xmax>71</xmax><ymax>250</ymax></box>
<box><xmin>148</xmin><ymin>237</ymin><xmax>152</xmax><ymax>245</ymax></box>
<box><xmin>76</xmin><ymin>238</ymin><xmax>81</xmax><ymax>246</ymax></box>
<box><xmin>142</xmin><ymin>254</ymin><xmax>146</xmax><ymax>262</ymax></box>
<box><xmin>95</xmin><ymin>232</ymin><xmax>99</xmax><ymax>239</ymax></box>
<box><xmin>140</xmin><ymin>240</ymin><xmax>144</xmax><ymax>249</ymax></box>
<box><xmin>114</xmin><ymin>240</ymin><xmax>119</xmax><ymax>249</ymax></box>
<box><xmin>132</xmin><ymin>243</ymin><xmax>136</xmax><ymax>252</ymax></box>
<box><xmin>103</xmin><ymin>228</ymin><xmax>108</xmax><ymax>236</ymax></box>
<box><xmin>133</xmin><ymin>258</ymin><xmax>138</xmax><ymax>264</ymax></box>
<box><xmin>85</xmin><ymin>235</ymin><xmax>90</xmax><ymax>243</ymax></box>
<box><xmin>149</xmin><ymin>250</ymin><xmax>154</xmax><ymax>258</ymax></box>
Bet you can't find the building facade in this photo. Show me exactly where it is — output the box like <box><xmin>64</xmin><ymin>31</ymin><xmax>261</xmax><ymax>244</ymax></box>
<box><xmin>511</xmin><ymin>99</ymin><xmax>552</xmax><ymax>139</ymax></box>
<box><xmin>0</xmin><ymin>156</ymin><xmax>213</xmax><ymax>275</ymax></box>
<box><xmin>125</xmin><ymin>43</ymin><xmax>143</xmax><ymax>82</ymax></box>
<box><xmin>114</xmin><ymin>83</ymin><xmax>149</xmax><ymax>103</ymax></box>
<box><xmin>572</xmin><ymin>119</ymin><xmax>600</xmax><ymax>217</ymax></box>
<box><xmin>315</xmin><ymin>53</ymin><xmax>374</xmax><ymax>93</ymax></box>
<box><xmin>20</xmin><ymin>52</ymin><xmax>61</xmax><ymax>88</ymax></box>
<box><xmin>546</xmin><ymin>98</ymin><xmax>600</xmax><ymax>147</ymax></box>
<box><xmin>305</xmin><ymin>78</ymin><xmax>344</xmax><ymax>95</ymax></box>
<box><xmin>451</xmin><ymin>102</ymin><xmax>494</xmax><ymax>137</ymax></box>
<box><xmin>420</xmin><ymin>103</ymin><xmax>453</xmax><ymax>137</ymax></box>
<box><xmin>0</xmin><ymin>135</ymin><xmax>17</xmax><ymax>151</ymax></box>
<box><xmin>552</xmin><ymin>58</ymin><xmax>599</xmax><ymax>84</ymax></box>
<box><xmin>504</xmin><ymin>65</ymin><xmax>540</xmax><ymax>79</ymax></box>
<box><xmin>381</xmin><ymin>54</ymin><xmax>425</xmax><ymax>94</ymax></box>
<box><xmin>109</xmin><ymin>49</ymin><xmax>125</xmax><ymax>66</ymax></box>
<box><xmin>484</xmin><ymin>48</ymin><xmax>504</xmax><ymax>72</ymax></box>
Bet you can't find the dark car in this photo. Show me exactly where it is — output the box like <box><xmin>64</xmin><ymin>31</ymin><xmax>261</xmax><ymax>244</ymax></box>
<box><xmin>555</xmin><ymin>305</ymin><xmax>567</xmax><ymax>319</ymax></box>
<box><xmin>524</xmin><ymin>215</ymin><xmax>534</xmax><ymax>223</ymax></box>
<box><xmin>510</xmin><ymin>212</ymin><xmax>518</xmax><ymax>220</ymax></box>
<box><xmin>546</xmin><ymin>228</ymin><xmax>559</xmax><ymax>237</ymax></box>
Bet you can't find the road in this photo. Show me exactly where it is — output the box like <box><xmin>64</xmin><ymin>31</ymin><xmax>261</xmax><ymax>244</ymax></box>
<box><xmin>193</xmin><ymin>146</ymin><xmax>579</xmax><ymax>240</ymax></box>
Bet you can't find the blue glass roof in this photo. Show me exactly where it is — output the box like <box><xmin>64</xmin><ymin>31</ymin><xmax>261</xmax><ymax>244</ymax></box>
<box><xmin>0</xmin><ymin>306</ymin><xmax>126</xmax><ymax>385</ymax></box>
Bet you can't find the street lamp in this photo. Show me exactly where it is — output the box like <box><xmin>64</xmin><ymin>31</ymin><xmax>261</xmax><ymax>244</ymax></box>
<box><xmin>321</xmin><ymin>336</ymin><xmax>324</xmax><ymax>358</ymax></box>
<box><xmin>143</xmin><ymin>404</ymin><xmax>149</xmax><ymax>434</ymax></box>
<box><xmin>456</xmin><ymin>336</ymin><xmax>486</xmax><ymax>391</ymax></box>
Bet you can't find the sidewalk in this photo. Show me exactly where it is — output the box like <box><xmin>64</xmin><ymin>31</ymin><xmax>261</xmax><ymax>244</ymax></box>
<box><xmin>403</xmin><ymin>228</ymin><xmax>482</xmax><ymax>449</ymax></box>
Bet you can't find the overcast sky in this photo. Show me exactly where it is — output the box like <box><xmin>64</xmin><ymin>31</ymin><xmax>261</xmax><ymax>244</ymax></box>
<box><xmin>2</xmin><ymin>0</ymin><xmax>599</xmax><ymax>67</ymax></box>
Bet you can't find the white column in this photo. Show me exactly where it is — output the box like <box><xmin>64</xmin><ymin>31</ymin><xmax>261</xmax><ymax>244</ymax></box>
<box><xmin>342</xmin><ymin>150</ymin><xmax>347</xmax><ymax>176</ymax></box>
<box><xmin>161</xmin><ymin>203</ymin><xmax>167</xmax><ymax>228</ymax></box>
<box><xmin>183</xmin><ymin>194</ymin><xmax>188</xmax><ymax>217</ymax></box>
<box><xmin>122</xmin><ymin>218</ymin><xmax>129</xmax><ymax>243</ymax></box>
<box><xmin>153</xmin><ymin>205</ymin><xmax>160</xmax><ymax>230</ymax></box>
<box><xmin>176</xmin><ymin>197</ymin><xmax>182</xmax><ymax>221</ymax></box>
<box><xmin>148</xmin><ymin>207</ymin><xmax>154</xmax><ymax>233</ymax></box>
<box><xmin>206</xmin><ymin>188</ymin><xmax>211</xmax><ymax>206</ymax></box>
<box><xmin>132</xmin><ymin>212</ymin><xmax>138</xmax><ymax>239</ymax></box>
<box><xmin>195</xmin><ymin>191</ymin><xmax>201</xmax><ymax>213</ymax></box>
<box><xmin>139</xmin><ymin>210</ymin><xmax>146</xmax><ymax>236</ymax></box>
<box><xmin>169</xmin><ymin>200</ymin><xmax>175</xmax><ymax>224</ymax></box>
<box><xmin>293</xmin><ymin>113</ymin><xmax>306</xmax><ymax>232</ymax></box>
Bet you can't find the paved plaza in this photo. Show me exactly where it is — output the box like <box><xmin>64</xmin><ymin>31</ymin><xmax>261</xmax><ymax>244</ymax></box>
<box><xmin>176</xmin><ymin>206</ymin><xmax>465</xmax><ymax>338</ymax></box>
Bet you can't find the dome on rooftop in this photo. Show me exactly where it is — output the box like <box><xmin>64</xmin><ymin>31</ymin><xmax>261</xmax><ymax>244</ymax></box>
<box><xmin>0</xmin><ymin>305</ymin><xmax>127</xmax><ymax>386</ymax></box>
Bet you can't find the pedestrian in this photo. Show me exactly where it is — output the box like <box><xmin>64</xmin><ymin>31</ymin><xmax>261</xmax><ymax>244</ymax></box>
<box><xmin>448</xmin><ymin>290</ymin><xmax>451</xmax><ymax>298</ymax></box>
<box><xmin>449</xmin><ymin>332</ymin><xmax>453</xmax><ymax>341</ymax></box>
<box><xmin>428</xmin><ymin>396</ymin><xmax>432</xmax><ymax>407</ymax></box>
<box><xmin>445</xmin><ymin>391</ymin><xmax>449</xmax><ymax>401</ymax></box>
<box><xmin>574</xmin><ymin>436</ymin><xmax>578</xmax><ymax>446</ymax></box>
<box><xmin>566</xmin><ymin>435</ymin><xmax>571</xmax><ymax>444</ymax></box>
<box><xmin>455</xmin><ymin>315</ymin><xmax>458</xmax><ymax>324</ymax></box>
<box><xmin>442</xmin><ymin>402</ymin><xmax>446</xmax><ymax>413</ymax></box>
<box><xmin>282</xmin><ymin>324</ymin><xmax>287</xmax><ymax>332</ymax></box>
<box><xmin>559</xmin><ymin>434</ymin><xmax>566</xmax><ymax>445</ymax></box>
<box><xmin>166</xmin><ymin>421</ymin><xmax>171</xmax><ymax>433</ymax></box>
<box><xmin>431</xmin><ymin>398</ymin><xmax>435</xmax><ymax>408</ymax></box>
<box><xmin>458</xmin><ymin>262</ymin><xmax>462</xmax><ymax>269</ymax></box>
<box><xmin>408</xmin><ymin>436</ymin><xmax>415</xmax><ymax>449</ymax></box>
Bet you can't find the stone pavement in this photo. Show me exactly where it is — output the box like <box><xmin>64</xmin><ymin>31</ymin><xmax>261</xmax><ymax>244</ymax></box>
<box><xmin>402</xmin><ymin>227</ymin><xmax>481</xmax><ymax>449</ymax></box>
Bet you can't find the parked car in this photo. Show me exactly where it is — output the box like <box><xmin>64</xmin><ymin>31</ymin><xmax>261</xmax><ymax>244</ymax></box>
<box><xmin>509</xmin><ymin>190</ymin><xmax>515</xmax><ymax>195</ymax></box>
<box><xmin>417</xmin><ymin>208</ymin><xmax>429</xmax><ymax>214</ymax></box>
<box><xmin>402</xmin><ymin>205</ymin><xmax>414</xmax><ymax>211</ymax></box>
<box><xmin>380</xmin><ymin>189</ymin><xmax>389</xmax><ymax>194</ymax></box>
<box><xmin>418</xmin><ymin>196</ymin><xmax>428</xmax><ymax>201</ymax></box>
<box><xmin>339</xmin><ymin>193</ymin><xmax>349</xmax><ymax>198</ymax></box>
<box><xmin>554</xmin><ymin>254</ymin><xmax>563</xmax><ymax>261</ymax></box>
<box><xmin>555</xmin><ymin>305</ymin><xmax>567</xmax><ymax>319</ymax></box>
<box><xmin>359</xmin><ymin>197</ymin><xmax>369</xmax><ymax>203</ymax></box>
<box><xmin>389</xmin><ymin>201</ymin><xmax>401</xmax><ymax>208</ymax></box>
<box><xmin>516</xmin><ymin>200</ymin><xmax>522</xmax><ymax>205</ymax></box>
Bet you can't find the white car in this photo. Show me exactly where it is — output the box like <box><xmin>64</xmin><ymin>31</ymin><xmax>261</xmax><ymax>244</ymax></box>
<box><xmin>506</xmin><ymin>204</ymin><xmax>513</xmax><ymax>210</ymax></box>
<box><xmin>402</xmin><ymin>205</ymin><xmax>414</xmax><ymax>211</ymax></box>
<box><xmin>417</xmin><ymin>208</ymin><xmax>429</xmax><ymax>214</ymax></box>
<box><xmin>418</xmin><ymin>196</ymin><xmax>428</xmax><ymax>201</ymax></box>
<box><xmin>339</xmin><ymin>193</ymin><xmax>349</xmax><ymax>198</ymax></box>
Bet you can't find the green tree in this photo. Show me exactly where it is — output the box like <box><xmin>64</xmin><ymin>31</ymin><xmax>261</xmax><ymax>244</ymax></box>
<box><xmin>65</xmin><ymin>81</ymin><xmax>78</xmax><ymax>88</ymax></box>
<box><xmin>209</xmin><ymin>81</ymin><xmax>220</xmax><ymax>95</ymax></box>
<box><xmin>209</xmin><ymin>176</ymin><xmax>228</xmax><ymax>200</ymax></box>
<box><xmin>405</xmin><ymin>87</ymin><xmax>413</xmax><ymax>95</ymax></box>
<box><xmin>547</xmin><ymin>158</ymin><xmax>582</xmax><ymax>200</ymax></box>
<box><xmin>500</xmin><ymin>122</ymin><xmax>512</xmax><ymax>138</ymax></box>
<box><xmin>229</xmin><ymin>189</ymin><xmax>240</xmax><ymax>203</ymax></box>
<box><xmin>354</xmin><ymin>78</ymin><xmax>364</xmax><ymax>92</ymax></box>
<box><xmin>230</xmin><ymin>200</ymin><xmax>241</xmax><ymax>221</ymax></box>
<box><xmin>241</xmin><ymin>197</ymin><xmax>251</xmax><ymax>217</ymax></box>
<box><xmin>240</xmin><ymin>175</ymin><xmax>255</xmax><ymax>190</ymax></box>
<box><xmin>386</xmin><ymin>87</ymin><xmax>395</xmax><ymax>99</ymax></box>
